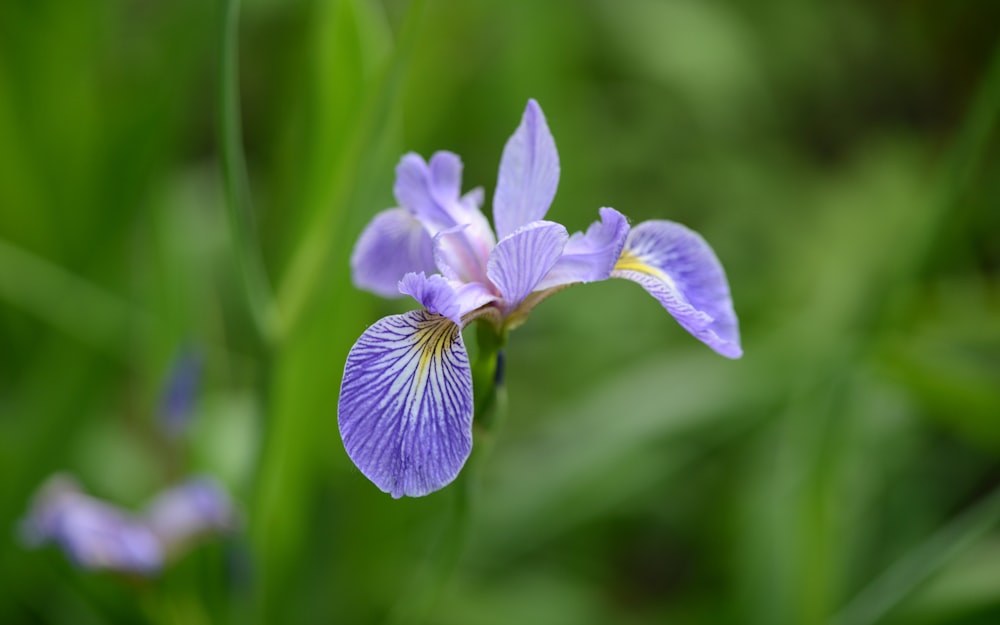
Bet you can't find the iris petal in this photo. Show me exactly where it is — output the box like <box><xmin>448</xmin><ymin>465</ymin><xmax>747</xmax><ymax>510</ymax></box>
<box><xmin>487</xmin><ymin>220</ymin><xmax>568</xmax><ymax>312</ymax></box>
<box><xmin>536</xmin><ymin>207</ymin><xmax>631</xmax><ymax>290</ymax></box>
<box><xmin>393</xmin><ymin>151</ymin><xmax>495</xmax><ymax>243</ymax></box>
<box><xmin>350</xmin><ymin>207</ymin><xmax>437</xmax><ymax>298</ymax></box>
<box><xmin>612</xmin><ymin>221</ymin><xmax>742</xmax><ymax>358</ymax></box>
<box><xmin>21</xmin><ymin>479</ymin><xmax>163</xmax><ymax>574</ymax></box>
<box><xmin>428</xmin><ymin>151</ymin><xmax>463</xmax><ymax>208</ymax></box>
<box><xmin>493</xmin><ymin>99</ymin><xmax>560</xmax><ymax>239</ymax></box>
<box><xmin>433</xmin><ymin>219</ymin><xmax>495</xmax><ymax>286</ymax></box>
<box><xmin>393</xmin><ymin>153</ymin><xmax>454</xmax><ymax>234</ymax></box>
<box><xmin>338</xmin><ymin>310</ymin><xmax>474</xmax><ymax>498</ymax></box>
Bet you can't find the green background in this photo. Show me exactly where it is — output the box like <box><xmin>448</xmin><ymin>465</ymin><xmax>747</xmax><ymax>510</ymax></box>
<box><xmin>1</xmin><ymin>0</ymin><xmax>998</xmax><ymax>623</ymax></box>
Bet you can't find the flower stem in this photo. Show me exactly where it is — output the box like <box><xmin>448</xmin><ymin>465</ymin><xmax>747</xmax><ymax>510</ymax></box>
<box><xmin>471</xmin><ymin>319</ymin><xmax>507</xmax><ymax>431</ymax></box>
<box><xmin>386</xmin><ymin>322</ymin><xmax>507</xmax><ymax>625</ymax></box>
<box><xmin>218</xmin><ymin>0</ymin><xmax>278</xmax><ymax>347</ymax></box>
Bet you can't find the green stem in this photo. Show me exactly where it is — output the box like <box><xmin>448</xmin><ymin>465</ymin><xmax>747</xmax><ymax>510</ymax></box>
<box><xmin>471</xmin><ymin>319</ymin><xmax>507</xmax><ymax>429</ymax></box>
<box><xmin>219</xmin><ymin>0</ymin><xmax>278</xmax><ymax>347</ymax></box>
<box><xmin>386</xmin><ymin>321</ymin><xmax>507</xmax><ymax>625</ymax></box>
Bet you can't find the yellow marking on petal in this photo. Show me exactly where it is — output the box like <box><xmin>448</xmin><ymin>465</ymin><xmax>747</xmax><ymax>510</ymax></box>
<box><xmin>413</xmin><ymin>315</ymin><xmax>460</xmax><ymax>394</ymax></box>
<box><xmin>614</xmin><ymin>250</ymin><xmax>678</xmax><ymax>291</ymax></box>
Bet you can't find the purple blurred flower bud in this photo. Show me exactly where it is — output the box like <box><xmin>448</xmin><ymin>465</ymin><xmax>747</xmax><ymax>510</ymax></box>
<box><xmin>143</xmin><ymin>477</ymin><xmax>238</xmax><ymax>553</ymax></box>
<box><xmin>159</xmin><ymin>349</ymin><xmax>202</xmax><ymax>437</ymax></box>
<box><xmin>20</xmin><ymin>474</ymin><xmax>163</xmax><ymax>575</ymax></box>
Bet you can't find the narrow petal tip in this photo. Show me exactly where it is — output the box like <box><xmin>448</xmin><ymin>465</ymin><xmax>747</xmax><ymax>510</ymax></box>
<box><xmin>493</xmin><ymin>100</ymin><xmax>561</xmax><ymax>239</ymax></box>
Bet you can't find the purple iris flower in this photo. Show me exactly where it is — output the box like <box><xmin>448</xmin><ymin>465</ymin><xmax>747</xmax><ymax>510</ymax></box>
<box><xmin>340</xmin><ymin>99</ymin><xmax>741</xmax><ymax>498</ymax></box>
<box><xmin>21</xmin><ymin>474</ymin><xmax>237</xmax><ymax>575</ymax></box>
<box><xmin>20</xmin><ymin>475</ymin><xmax>163</xmax><ymax>575</ymax></box>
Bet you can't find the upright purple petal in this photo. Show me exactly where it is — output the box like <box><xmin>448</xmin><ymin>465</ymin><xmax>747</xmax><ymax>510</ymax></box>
<box><xmin>393</xmin><ymin>151</ymin><xmax>494</xmax><ymax>241</ymax></box>
<box><xmin>339</xmin><ymin>310</ymin><xmax>474</xmax><ymax>498</ymax></box>
<box><xmin>433</xmin><ymin>222</ymin><xmax>493</xmax><ymax>286</ymax></box>
<box><xmin>536</xmin><ymin>207</ymin><xmax>631</xmax><ymax>290</ymax></box>
<box><xmin>351</xmin><ymin>207</ymin><xmax>437</xmax><ymax>298</ymax></box>
<box><xmin>394</xmin><ymin>153</ymin><xmax>454</xmax><ymax>234</ymax></box>
<box><xmin>486</xmin><ymin>220</ymin><xmax>568</xmax><ymax>312</ymax></box>
<box><xmin>612</xmin><ymin>221</ymin><xmax>742</xmax><ymax>358</ymax></box>
<box><xmin>493</xmin><ymin>100</ymin><xmax>560</xmax><ymax>239</ymax></box>
<box><xmin>428</xmin><ymin>151</ymin><xmax>463</xmax><ymax>208</ymax></box>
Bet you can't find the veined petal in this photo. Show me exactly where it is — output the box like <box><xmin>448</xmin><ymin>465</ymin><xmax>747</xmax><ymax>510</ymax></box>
<box><xmin>487</xmin><ymin>220</ymin><xmax>568</xmax><ymax>312</ymax></box>
<box><xmin>536</xmin><ymin>207</ymin><xmax>630</xmax><ymax>290</ymax></box>
<box><xmin>452</xmin><ymin>282</ymin><xmax>498</xmax><ymax>316</ymax></box>
<box><xmin>350</xmin><ymin>207</ymin><xmax>437</xmax><ymax>298</ymax></box>
<box><xmin>433</xmin><ymin>221</ymin><xmax>494</xmax><ymax>286</ymax></box>
<box><xmin>339</xmin><ymin>310</ymin><xmax>474</xmax><ymax>498</ymax></box>
<box><xmin>394</xmin><ymin>152</ymin><xmax>494</xmax><ymax>240</ymax></box>
<box><xmin>399</xmin><ymin>273</ymin><xmax>497</xmax><ymax>325</ymax></box>
<box><xmin>612</xmin><ymin>221</ymin><xmax>742</xmax><ymax>358</ymax></box>
<box><xmin>399</xmin><ymin>272</ymin><xmax>461</xmax><ymax>324</ymax></box>
<box><xmin>493</xmin><ymin>99</ymin><xmax>560</xmax><ymax>239</ymax></box>
<box><xmin>394</xmin><ymin>153</ymin><xmax>454</xmax><ymax>234</ymax></box>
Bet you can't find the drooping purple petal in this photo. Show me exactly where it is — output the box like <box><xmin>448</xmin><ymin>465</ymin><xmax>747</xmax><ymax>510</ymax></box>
<box><xmin>612</xmin><ymin>221</ymin><xmax>742</xmax><ymax>358</ymax></box>
<box><xmin>143</xmin><ymin>477</ymin><xmax>237</xmax><ymax>552</ymax></box>
<box><xmin>486</xmin><ymin>220</ymin><xmax>568</xmax><ymax>312</ymax></box>
<box><xmin>20</xmin><ymin>475</ymin><xmax>162</xmax><ymax>575</ymax></box>
<box><xmin>350</xmin><ymin>207</ymin><xmax>437</xmax><ymax>298</ymax></box>
<box><xmin>339</xmin><ymin>310</ymin><xmax>474</xmax><ymax>498</ymax></box>
<box><xmin>493</xmin><ymin>99</ymin><xmax>560</xmax><ymax>239</ymax></box>
<box><xmin>536</xmin><ymin>207</ymin><xmax>631</xmax><ymax>290</ymax></box>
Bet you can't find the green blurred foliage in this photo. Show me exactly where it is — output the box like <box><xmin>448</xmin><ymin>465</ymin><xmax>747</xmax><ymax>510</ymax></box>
<box><xmin>1</xmin><ymin>0</ymin><xmax>998</xmax><ymax>624</ymax></box>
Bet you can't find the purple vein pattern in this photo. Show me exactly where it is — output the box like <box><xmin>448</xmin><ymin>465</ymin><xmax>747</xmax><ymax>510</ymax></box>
<box><xmin>339</xmin><ymin>310</ymin><xmax>473</xmax><ymax>498</ymax></box>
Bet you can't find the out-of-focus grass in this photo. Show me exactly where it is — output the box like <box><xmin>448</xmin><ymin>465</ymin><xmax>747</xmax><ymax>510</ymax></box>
<box><xmin>1</xmin><ymin>1</ymin><xmax>998</xmax><ymax>624</ymax></box>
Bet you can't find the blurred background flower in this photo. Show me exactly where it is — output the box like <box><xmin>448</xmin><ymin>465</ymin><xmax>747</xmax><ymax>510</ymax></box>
<box><xmin>0</xmin><ymin>1</ymin><xmax>998</xmax><ymax>624</ymax></box>
<box><xmin>20</xmin><ymin>474</ymin><xmax>236</xmax><ymax>576</ymax></box>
